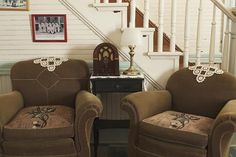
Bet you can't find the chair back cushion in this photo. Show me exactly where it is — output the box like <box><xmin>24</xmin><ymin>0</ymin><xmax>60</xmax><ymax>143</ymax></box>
<box><xmin>11</xmin><ymin>58</ymin><xmax>90</xmax><ymax>107</ymax></box>
<box><xmin>166</xmin><ymin>67</ymin><xmax>236</xmax><ymax>118</ymax></box>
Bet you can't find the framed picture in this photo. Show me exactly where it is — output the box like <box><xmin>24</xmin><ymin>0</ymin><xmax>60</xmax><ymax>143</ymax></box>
<box><xmin>31</xmin><ymin>14</ymin><xmax>67</xmax><ymax>42</ymax></box>
<box><xmin>0</xmin><ymin>0</ymin><xmax>29</xmax><ymax>11</ymax></box>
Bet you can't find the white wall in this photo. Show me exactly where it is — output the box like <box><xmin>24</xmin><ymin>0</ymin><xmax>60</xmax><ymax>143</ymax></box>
<box><xmin>137</xmin><ymin>0</ymin><xmax>223</xmax><ymax>54</ymax></box>
<box><xmin>0</xmin><ymin>0</ymin><xmax>103</xmax><ymax>65</ymax></box>
<box><xmin>0</xmin><ymin>0</ymin><xmax>105</xmax><ymax>93</ymax></box>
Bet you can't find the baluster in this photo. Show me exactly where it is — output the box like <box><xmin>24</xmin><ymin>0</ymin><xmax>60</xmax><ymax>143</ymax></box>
<box><xmin>117</xmin><ymin>0</ymin><xmax>122</xmax><ymax>3</ymax></box>
<box><xmin>158</xmin><ymin>0</ymin><xmax>164</xmax><ymax>52</ymax></box>
<box><xmin>222</xmin><ymin>0</ymin><xmax>233</xmax><ymax>71</ymax></box>
<box><xmin>209</xmin><ymin>5</ymin><xmax>217</xmax><ymax>66</ymax></box>
<box><xmin>104</xmin><ymin>0</ymin><xmax>109</xmax><ymax>3</ymax></box>
<box><xmin>219</xmin><ymin>0</ymin><xmax>226</xmax><ymax>52</ymax></box>
<box><xmin>129</xmin><ymin>0</ymin><xmax>136</xmax><ymax>28</ymax></box>
<box><xmin>184</xmin><ymin>0</ymin><xmax>190</xmax><ymax>67</ymax></box>
<box><xmin>222</xmin><ymin>18</ymin><xmax>230</xmax><ymax>71</ymax></box>
<box><xmin>170</xmin><ymin>0</ymin><xmax>177</xmax><ymax>52</ymax></box>
<box><xmin>143</xmin><ymin>0</ymin><xmax>149</xmax><ymax>28</ymax></box>
<box><xmin>196</xmin><ymin>0</ymin><xmax>203</xmax><ymax>65</ymax></box>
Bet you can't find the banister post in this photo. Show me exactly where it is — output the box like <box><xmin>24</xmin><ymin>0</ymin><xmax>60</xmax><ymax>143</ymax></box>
<box><xmin>184</xmin><ymin>0</ymin><xmax>190</xmax><ymax>67</ymax></box>
<box><xmin>129</xmin><ymin>0</ymin><xmax>136</xmax><ymax>28</ymax></box>
<box><xmin>209</xmin><ymin>5</ymin><xmax>217</xmax><ymax>66</ymax></box>
<box><xmin>143</xmin><ymin>0</ymin><xmax>149</xmax><ymax>28</ymax></box>
<box><xmin>196</xmin><ymin>0</ymin><xmax>203</xmax><ymax>65</ymax></box>
<box><xmin>222</xmin><ymin>18</ymin><xmax>230</xmax><ymax>71</ymax></box>
<box><xmin>158</xmin><ymin>0</ymin><xmax>164</xmax><ymax>53</ymax></box>
<box><xmin>170</xmin><ymin>0</ymin><xmax>177</xmax><ymax>53</ymax></box>
<box><xmin>229</xmin><ymin>22</ymin><xmax>236</xmax><ymax>75</ymax></box>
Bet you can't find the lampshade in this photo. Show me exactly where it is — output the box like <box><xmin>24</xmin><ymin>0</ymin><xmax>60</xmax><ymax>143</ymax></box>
<box><xmin>120</xmin><ymin>28</ymin><xmax>142</xmax><ymax>47</ymax></box>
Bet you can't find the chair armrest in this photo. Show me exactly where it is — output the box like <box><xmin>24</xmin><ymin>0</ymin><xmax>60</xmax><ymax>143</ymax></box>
<box><xmin>0</xmin><ymin>91</ymin><xmax>24</xmax><ymax>142</ymax></box>
<box><xmin>209</xmin><ymin>99</ymin><xmax>236</xmax><ymax>157</ymax></box>
<box><xmin>74</xmin><ymin>90</ymin><xmax>103</xmax><ymax>157</ymax></box>
<box><xmin>0</xmin><ymin>91</ymin><xmax>24</xmax><ymax>126</ymax></box>
<box><xmin>121</xmin><ymin>90</ymin><xmax>172</xmax><ymax>124</ymax></box>
<box><xmin>75</xmin><ymin>90</ymin><xmax>103</xmax><ymax>117</ymax></box>
<box><xmin>121</xmin><ymin>90</ymin><xmax>171</xmax><ymax>156</ymax></box>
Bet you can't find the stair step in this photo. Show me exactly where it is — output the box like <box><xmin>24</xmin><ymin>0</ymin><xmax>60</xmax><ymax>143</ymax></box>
<box><xmin>147</xmin><ymin>52</ymin><xmax>182</xmax><ymax>59</ymax></box>
<box><xmin>92</xmin><ymin>3</ymin><xmax>129</xmax><ymax>11</ymax></box>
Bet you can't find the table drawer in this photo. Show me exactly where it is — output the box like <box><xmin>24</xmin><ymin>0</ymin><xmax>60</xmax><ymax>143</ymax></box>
<box><xmin>91</xmin><ymin>79</ymin><xmax>143</xmax><ymax>93</ymax></box>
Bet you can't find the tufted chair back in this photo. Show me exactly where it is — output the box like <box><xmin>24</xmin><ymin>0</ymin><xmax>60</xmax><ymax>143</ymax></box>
<box><xmin>166</xmin><ymin>67</ymin><xmax>236</xmax><ymax>118</ymax></box>
<box><xmin>10</xmin><ymin>58</ymin><xmax>90</xmax><ymax>107</ymax></box>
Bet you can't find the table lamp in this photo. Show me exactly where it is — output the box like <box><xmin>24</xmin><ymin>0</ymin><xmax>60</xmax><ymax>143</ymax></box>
<box><xmin>120</xmin><ymin>28</ymin><xmax>142</xmax><ymax>76</ymax></box>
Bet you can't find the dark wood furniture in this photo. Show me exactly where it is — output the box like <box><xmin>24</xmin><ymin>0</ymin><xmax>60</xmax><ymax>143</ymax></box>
<box><xmin>93</xmin><ymin>43</ymin><xmax>120</xmax><ymax>76</ymax></box>
<box><xmin>90</xmin><ymin>74</ymin><xmax>144</xmax><ymax>157</ymax></box>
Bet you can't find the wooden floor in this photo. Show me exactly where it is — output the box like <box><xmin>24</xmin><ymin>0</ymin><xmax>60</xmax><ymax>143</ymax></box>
<box><xmin>230</xmin><ymin>147</ymin><xmax>236</xmax><ymax>157</ymax></box>
<box><xmin>91</xmin><ymin>128</ymin><xmax>128</xmax><ymax>157</ymax></box>
<box><xmin>91</xmin><ymin>129</ymin><xmax>235</xmax><ymax>157</ymax></box>
<box><xmin>91</xmin><ymin>144</ymin><xmax>128</xmax><ymax>157</ymax></box>
<box><xmin>93</xmin><ymin>145</ymin><xmax>234</xmax><ymax>157</ymax></box>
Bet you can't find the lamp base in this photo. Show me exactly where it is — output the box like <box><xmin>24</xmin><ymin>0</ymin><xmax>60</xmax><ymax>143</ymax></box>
<box><xmin>123</xmin><ymin>68</ymin><xmax>140</xmax><ymax>76</ymax></box>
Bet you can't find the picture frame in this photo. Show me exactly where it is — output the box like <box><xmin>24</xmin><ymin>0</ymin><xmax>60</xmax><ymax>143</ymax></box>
<box><xmin>0</xmin><ymin>0</ymin><xmax>29</xmax><ymax>11</ymax></box>
<box><xmin>31</xmin><ymin>14</ymin><xmax>67</xmax><ymax>42</ymax></box>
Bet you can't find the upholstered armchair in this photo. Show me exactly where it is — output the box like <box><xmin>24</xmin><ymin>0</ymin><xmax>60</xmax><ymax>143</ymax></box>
<box><xmin>121</xmin><ymin>66</ymin><xmax>236</xmax><ymax>157</ymax></box>
<box><xmin>0</xmin><ymin>57</ymin><xmax>102</xmax><ymax>157</ymax></box>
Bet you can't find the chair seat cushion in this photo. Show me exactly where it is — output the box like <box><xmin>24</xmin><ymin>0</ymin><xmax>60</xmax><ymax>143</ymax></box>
<box><xmin>4</xmin><ymin>105</ymin><xmax>74</xmax><ymax>140</ymax></box>
<box><xmin>140</xmin><ymin>110</ymin><xmax>214</xmax><ymax>148</ymax></box>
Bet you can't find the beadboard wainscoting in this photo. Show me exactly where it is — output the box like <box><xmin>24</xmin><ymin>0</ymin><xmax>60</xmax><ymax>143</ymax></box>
<box><xmin>0</xmin><ymin>75</ymin><xmax>11</xmax><ymax>94</ymax></box>
<box><xmin>98</xmin><ymin>93</ymin><xmax>129</xmax><ymax>120</ymax></box>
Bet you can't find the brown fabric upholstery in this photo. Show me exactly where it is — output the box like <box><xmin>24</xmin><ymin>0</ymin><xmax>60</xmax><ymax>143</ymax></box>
<box><xmin>2</xmin><ymin>138</ymin><xmax>76</xmax><ymax>156</ymax></box>
<box><xmin>140</xmin><ymin>111</ymin><xmax>214</xmax><ymax>148</ymax></box>
<box><xmin>138</xmin><ymin>135</ymin><xmax>207</xmax><ymax>157</ymax></box>
<box><xmin>0</xmin><ymin>91</ymin><xmax>24</xmax><ymax>143</ymax></box>
<box><xmin>4</xmin><ymin>105</ymin><xmax>74</xmax><ymax>140</ymax></box>
<box><xmin>11</xmin><ymin>59</ymin><xmax>90</xmax><ymax>107</ymax></box>
<box><xmin>0</xmin><ymin>58</ymin><xmax>103</xmax><ymax>157</ymax></box>
<box><xmin>166</xmin><ymin>68</ymin><xmax>236</xmax><ymax>118</ymax></box>
<box><xmin>121</xmin><ymin>67</ymin><xmax>236</xmax><ymax>157</ymax></box>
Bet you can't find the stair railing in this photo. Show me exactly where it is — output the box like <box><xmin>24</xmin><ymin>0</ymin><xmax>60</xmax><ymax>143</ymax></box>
<box><xmin>93</xmin><ymin>0</ymin><xmax>236</xmax><ymax>74</ymax></box>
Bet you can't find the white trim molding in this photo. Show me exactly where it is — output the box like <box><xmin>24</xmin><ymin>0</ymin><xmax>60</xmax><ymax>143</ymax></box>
<box><xmin>92</xmin><ymin>3</ymin><xmax>129</xmax><ymax>29</ymax></box>
<box><xmin>138</xmin><ymin>28</ymin><xmax>155</xmax><ymax>52</ymax></box>
<box><xmin>147</xmin><ymin>52</ymin><xmax>182</xmax><ymax>72</ymax></box>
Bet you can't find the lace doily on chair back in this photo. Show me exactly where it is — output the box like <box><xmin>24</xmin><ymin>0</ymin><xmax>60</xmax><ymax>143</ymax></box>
<box><xmin>33</xmin><ymin>57</ymin><xmax>68</xmax><ymax>72</ymax></box>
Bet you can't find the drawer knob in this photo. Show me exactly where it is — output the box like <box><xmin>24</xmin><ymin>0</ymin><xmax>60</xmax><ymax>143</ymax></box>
<box><xmin>115</xmin><ymin>84</ymin><xmax>120</xmax><ymax>89</ymax></box>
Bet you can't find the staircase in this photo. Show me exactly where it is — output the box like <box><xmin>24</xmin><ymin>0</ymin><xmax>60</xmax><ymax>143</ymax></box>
<box><xmin>61</xmin><ymin>0</ymin><xmax>236</xmax><ymax>89</ymax></box>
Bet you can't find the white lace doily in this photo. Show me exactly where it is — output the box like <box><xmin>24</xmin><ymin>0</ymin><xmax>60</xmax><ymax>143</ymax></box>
<box><xmin>189</xmin><ymin>65</ymin><xmax>224</xmax><ymax>83</ymax></box>
<box><xmin>33</xmin><ymin>57</ymin><xmax>68</xmax><ymax>72</ymax></box>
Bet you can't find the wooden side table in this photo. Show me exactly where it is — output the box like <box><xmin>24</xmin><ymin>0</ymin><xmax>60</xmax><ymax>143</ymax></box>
<box><xmin>90</xmin><ymin>74</ymin><xmax>144</xmax><ymax>157</ymax></box>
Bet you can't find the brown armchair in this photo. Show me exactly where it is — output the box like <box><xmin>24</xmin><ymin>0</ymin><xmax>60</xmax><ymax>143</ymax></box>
<box><xmin>121</xmin><ymin>67</ymin><xmax>236</xmax><ymax>157</ymax></box>
<box><xmin>0</xmin><ymin>58</ymin><xmax>102</xmax><ymax>157</ymax></box>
